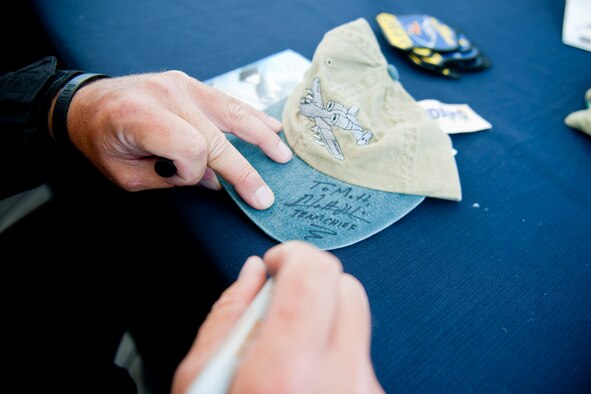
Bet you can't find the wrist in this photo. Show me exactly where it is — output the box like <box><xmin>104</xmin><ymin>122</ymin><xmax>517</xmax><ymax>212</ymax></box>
<box><xmin>43</xmin><ymin>70</ymin><xmax>83</xmax><ymax>139</ymax></box>
<box><xmin>47</xmin><ymin>88</ymin><xmax>61</xmax><ymax>140</ymax></box>
<box><xmin>49</xmin><ymin>73</ymin><xmax>109</xmax><ymax>148</ymax></box>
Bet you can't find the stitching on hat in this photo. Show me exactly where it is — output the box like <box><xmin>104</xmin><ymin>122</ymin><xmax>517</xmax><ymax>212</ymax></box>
<box><xmin>400</xmin><ymin>125</ymin><xmax>416</xmax><ymax>192</ymax></box>
<box><xmin>299</xmin><ymin>77</ymin><xmax>374</xmax><ymax>161</ymax></box>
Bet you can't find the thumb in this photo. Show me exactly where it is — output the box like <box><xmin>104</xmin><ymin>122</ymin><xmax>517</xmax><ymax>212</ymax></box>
<box><xmin>171</xmin><ymin>256</ymin><xmax>267</xmax><ymax>394</ymax></box>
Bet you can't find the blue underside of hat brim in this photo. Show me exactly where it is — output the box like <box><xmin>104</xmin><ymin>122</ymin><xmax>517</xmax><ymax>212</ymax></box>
<box><xmin>219</xmin><ymin>99</ymin><xmax>425</xmax><ymax>250</ymax></box>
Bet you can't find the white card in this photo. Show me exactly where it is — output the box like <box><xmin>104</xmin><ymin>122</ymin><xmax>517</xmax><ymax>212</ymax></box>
<box><xmin>206</xmin><ymin>49</ymin><xmax>311</xmax><ymax>110</ymax></box>
<box><xmin>562</xmin><ymin>0</ymin><xmax>591</xmax><ymax>52</ymax></box>
<box><xmin>418</xmin><ymin>99</ymin><xmax>492</xmax><ymax>134</ymax></box>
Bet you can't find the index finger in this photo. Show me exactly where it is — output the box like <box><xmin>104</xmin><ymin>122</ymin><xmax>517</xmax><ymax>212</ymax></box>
<box><xmin>192</xmin><ymin>81</ymin><xmax>292</xmax><ymax>164</ymax></box>
<box><xmin>238</xmin><ymin>242</ymin><xmax>343</xmax><ymax>371</ymax></box>
<box><xmin>171</xmin><ymin>256</ymin><xmax>268</xmax><ymax>394</ymax></box>
<box><xmin>208</xmin><ymin>132</ymin><xmax>275</xmax><ymax>210</ymax></box>
<box><xmin>138</xmin><ymin>91</ymin><xmax>276</xmax><ymax>209</ymax></box>
<box><xmin>192</xmin><ymin>111</ymin><xmax>276</xmax><ymax>210</ymax></box>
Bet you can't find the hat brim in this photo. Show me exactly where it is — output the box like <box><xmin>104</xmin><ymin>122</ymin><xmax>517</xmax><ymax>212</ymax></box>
<box><xmin>219</xmin><ymin>99</ymin><xmax>425</xmax><ymax>250</ymax></box>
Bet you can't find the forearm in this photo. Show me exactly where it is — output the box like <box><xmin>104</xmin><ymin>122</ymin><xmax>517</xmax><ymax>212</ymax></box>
<box><xmin>0</xmin><ymin>56</ymin><xmax>83</xmax><ymax>199</ymax></box>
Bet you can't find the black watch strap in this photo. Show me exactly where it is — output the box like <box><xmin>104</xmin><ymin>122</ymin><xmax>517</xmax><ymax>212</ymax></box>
<box><xmin>51</xmin><ymin>73</ymin><xmax>109</xmax><ymax>148</ymax></box>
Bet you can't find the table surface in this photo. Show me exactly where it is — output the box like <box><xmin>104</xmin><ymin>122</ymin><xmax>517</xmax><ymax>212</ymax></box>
<box><xmin>32</xmin><ymin>0</ymin><xmax>591</xmax><ymax>392</ymax></box>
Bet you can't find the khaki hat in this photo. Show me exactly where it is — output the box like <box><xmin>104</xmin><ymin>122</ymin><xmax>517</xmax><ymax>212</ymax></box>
<box><xmin>220</xmin><ymin>18</ymin><xmax>461</xmax><ymax>250</ymax></box>
<box><xmin>283</xmin><ymin>17</ymin><xmax>462</xmax><ymax>200</ymax></box>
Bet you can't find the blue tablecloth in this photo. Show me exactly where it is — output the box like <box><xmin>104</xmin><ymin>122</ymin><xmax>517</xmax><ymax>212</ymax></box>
<box><xmin>32</xmin><ymin>0</ymin><xmax>591</xmax><ymax>391</ymax></box>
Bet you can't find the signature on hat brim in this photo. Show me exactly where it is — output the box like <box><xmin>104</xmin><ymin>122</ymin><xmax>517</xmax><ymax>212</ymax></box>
<box><xmin>219</xmin><ymin>99</ymin><xmax>425</xmax><ymax>250</ymax></box>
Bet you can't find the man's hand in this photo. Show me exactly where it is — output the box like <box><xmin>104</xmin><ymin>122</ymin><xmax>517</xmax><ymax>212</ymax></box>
<box><xmin>64</xmin><ymin>71</ymin><xmax>292</xmax><ymax>209</ymax></box>
<box><xmin>172</xmin><ymin>241</ymin><xmax>385</xmax><ymax>394</ymax></box>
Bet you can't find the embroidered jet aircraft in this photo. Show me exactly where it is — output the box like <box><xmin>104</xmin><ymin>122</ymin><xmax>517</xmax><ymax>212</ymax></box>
<box><xmin>299</xmin><ymin>77</ymin><xmax>373</xmax><ymax>160</ymax></box>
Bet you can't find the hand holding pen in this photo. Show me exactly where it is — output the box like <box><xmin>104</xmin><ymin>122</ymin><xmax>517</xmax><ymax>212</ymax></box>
<box><xmin>171</xmin><ymin>241</ymin><xmax>385</xmax><ymax>394</ymax></box>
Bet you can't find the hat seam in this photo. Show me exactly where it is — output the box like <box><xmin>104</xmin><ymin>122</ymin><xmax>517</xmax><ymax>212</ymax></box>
<box><xmin>400</xmin><ymin>124</ymin><xmax>417</xmax><ymax>193</ymax></box>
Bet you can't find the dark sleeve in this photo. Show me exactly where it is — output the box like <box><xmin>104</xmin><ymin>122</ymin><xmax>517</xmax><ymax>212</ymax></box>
<box><xmin>0</xmin><ymin>56</ymin><xmax>81</xmax><ymax>199</ymax></box>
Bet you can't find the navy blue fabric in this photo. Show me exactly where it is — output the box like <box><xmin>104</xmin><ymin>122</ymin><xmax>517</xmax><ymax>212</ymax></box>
<box><xmin>32</xmin><ymin>0</ymin><xmax>591</xmax><ymax>392</ymax></box>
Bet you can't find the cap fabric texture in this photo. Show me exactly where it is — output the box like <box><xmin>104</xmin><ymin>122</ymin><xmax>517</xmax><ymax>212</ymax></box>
<box><xmin>283</xmin><ymin>17</ymin><xmax>461</xmax><ymax>200</ymax></box>
<box><xmin>220</xmin><ymin>17</ymin><xmax>461</xmax><ymax>250</ymax></box>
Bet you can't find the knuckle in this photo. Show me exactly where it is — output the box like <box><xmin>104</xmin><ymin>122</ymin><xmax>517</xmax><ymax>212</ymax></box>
<box><xmin>284</xmin><ymin>241</ymin><xmax>343</xmax><ymax>275</ymax></box>
<box><xmin>225</xmin><ymin>100</ymin><xmax>247</xmax><ymax>125</ymax></box>
<box><xmin>208</xmin><ymin>285</ymin><xmax>250</xmax><ymax>320</ymax></box>
<box><xmin>234</xmin><ymin>165</ymin><xmax>259</xmax><ymax>188</ymax></box>
<box><xmin>341</xmin><ymin>273</ymin><xmax>368</xmax><ymax>300</ymax></box>
<box><xmin>183</xmin><ymin>136</ymin><xmax>208</xmax><ymax>184</ymax></box>
<box><xmin>207</xmin><ymin>132</ymin><xmax>233</xmax><ymax>164</ymax></box>
<box><xmin>162</xmin><ymin>69</ymin><xmax>189</xmax><ymax>80</ymax></box>
<box><xmin>147</xmin><ymin>70</ymin><xmax>190</xmax><ymax>99</ymax></box>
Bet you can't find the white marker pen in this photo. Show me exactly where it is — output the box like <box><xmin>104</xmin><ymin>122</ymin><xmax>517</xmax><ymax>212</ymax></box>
<box><xmin>186</xmin><ymin>278</ymin><xmax>274</xmax><ymax>394</ymax></box>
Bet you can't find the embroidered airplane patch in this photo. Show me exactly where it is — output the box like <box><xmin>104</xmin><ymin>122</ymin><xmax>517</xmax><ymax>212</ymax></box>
<box><xmin>299</xmin><ymin>78</ymin><xmax>373</xmax><ymax>160</ymax></box>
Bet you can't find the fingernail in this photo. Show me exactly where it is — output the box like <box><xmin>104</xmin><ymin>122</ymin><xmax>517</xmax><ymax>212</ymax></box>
<box><xmin>277</xmin><ymin>140</ymin><xmax>293</xmax><ymax>162</ymax></box>
<box><xmin>238</xmin><ymin>256</ymin><xmax>265</xmax><ymax>281</ymax></box>
<box><xmin>254</xmin><ymin>185</ymin><xmax>275</xmax><ymax>209</ymax></box>
<box><xmin>267</xmin><ymin>116</ymin><xmax>283</xmax><ymax>130</ymax></box>
<box><xmin>199</xmin><ymin>168</ymin><xmax>222</xmax><ymax>190</ymax></box>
